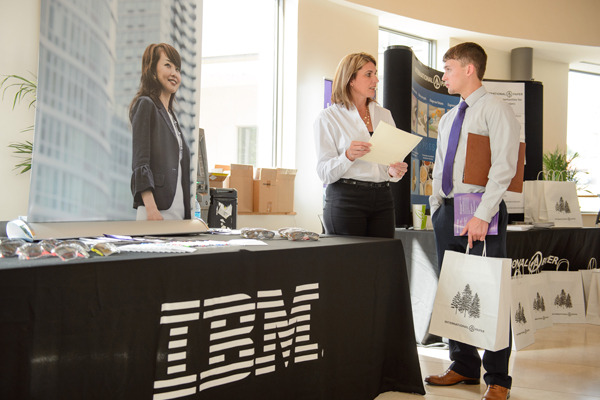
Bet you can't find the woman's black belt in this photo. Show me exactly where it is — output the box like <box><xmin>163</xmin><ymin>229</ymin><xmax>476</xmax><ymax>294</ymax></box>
<box><xmin>336</xmin><ymin>178</ymin><xmax>390</xmax><ymax>188</ymax></box>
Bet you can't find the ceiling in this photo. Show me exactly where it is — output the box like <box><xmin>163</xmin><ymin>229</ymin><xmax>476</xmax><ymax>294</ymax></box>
<box><xmin>378</xmin><ymin>11</ymin><xmax>600</xmax><ymax>74</ymax></box>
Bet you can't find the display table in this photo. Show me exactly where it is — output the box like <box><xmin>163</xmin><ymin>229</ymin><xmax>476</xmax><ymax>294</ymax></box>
<box><xmin>395</xmin><ymin>227</ymin><xmax>600</xmax><ymax>344</ymax></box>
<box><xmin>0</xmin><ymin>235</ymin><xmax>425</xmax><ymax>399</ymax></box>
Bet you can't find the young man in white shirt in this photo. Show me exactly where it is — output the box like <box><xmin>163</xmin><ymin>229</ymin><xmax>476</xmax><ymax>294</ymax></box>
<box><xmin>426</xmin><ymin>42</ymin><xmax>520</xmax><ymax>400</ymax></box>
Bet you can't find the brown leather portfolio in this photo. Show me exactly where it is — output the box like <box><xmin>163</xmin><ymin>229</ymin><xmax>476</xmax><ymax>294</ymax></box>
<box><xmin>463</xmin><ymin>133</ymin><xmax>526</xmax><ymax>193</ymax></box>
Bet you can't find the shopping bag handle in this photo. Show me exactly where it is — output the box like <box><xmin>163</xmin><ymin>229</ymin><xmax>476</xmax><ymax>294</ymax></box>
<box><xmin>465</xmin><ymin>240</ymin><xmax>486</xmax><ymax>257</ymax></box>
<box><xmin>536</xmin><ymin>170</ymin><xmax>567</xmax><ymax>181</ymax></box>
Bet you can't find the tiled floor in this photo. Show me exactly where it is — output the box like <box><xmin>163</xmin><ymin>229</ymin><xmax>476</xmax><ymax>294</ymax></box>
<box><xmin>376</xmin><ymin>323</ymin><xmax>600</xmax><ymax>400</ymax></box>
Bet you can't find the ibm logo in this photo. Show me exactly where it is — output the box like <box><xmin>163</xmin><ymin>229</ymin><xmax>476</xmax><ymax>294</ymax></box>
<box><xmin>153</xmin><ymin>283</ymin><xmax>320</xmax><ymax>399</ymax></box>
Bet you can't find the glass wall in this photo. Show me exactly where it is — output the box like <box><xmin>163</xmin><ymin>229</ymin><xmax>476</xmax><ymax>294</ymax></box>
<box><xmin>199</xmin><ymin>0</ymin><xmax>279</xmax><ymax>169</ymax></box>
<box><xmin>567</xmin><ymin>70</ymin><xmax>600</xmax><ymax>213</ymax></box>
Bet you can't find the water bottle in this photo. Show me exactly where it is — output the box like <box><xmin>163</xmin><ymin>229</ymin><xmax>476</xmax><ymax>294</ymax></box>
<box><xmin>195</xmin><ymin>197</ymin><xmax>201</xmax><ymax>220</ymax></box>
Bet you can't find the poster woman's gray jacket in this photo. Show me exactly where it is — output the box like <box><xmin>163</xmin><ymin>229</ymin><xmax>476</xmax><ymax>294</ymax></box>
<box><xmin>130</xmin><ymin>96</ymin><xmax>191</xmax><ymax>219</ymax></box>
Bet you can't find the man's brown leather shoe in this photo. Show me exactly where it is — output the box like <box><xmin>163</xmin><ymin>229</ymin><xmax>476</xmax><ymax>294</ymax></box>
<box><xmin>482</xmin><ymin>384</ymin><xmax>510</xmax><ymax>400</ymax></box>
<box><xmin>424</xmin><ymin>369</ymin><xmax>480</xmax><ymax>386</ymax></box>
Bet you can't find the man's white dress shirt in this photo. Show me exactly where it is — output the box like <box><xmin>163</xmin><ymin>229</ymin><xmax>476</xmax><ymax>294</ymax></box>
<box><xmin>429</xmin><ymin>85</ymin><xmax>520</xmax><ymax>223</ymax></box>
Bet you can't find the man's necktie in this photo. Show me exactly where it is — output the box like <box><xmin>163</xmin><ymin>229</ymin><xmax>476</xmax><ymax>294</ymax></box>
<box><xmin>442</xmin><ymin>101</ymin><xmax>468</xmax><ymax>196</ymax></box>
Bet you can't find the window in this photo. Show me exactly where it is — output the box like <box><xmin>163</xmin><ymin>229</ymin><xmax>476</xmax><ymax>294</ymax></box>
<box><xmin>567</xmin><ymin>70</ymin><xmax>600</xmax><ymax>213</ymax></box>
<box><xmin>237</xmin><ymin>126</ymin><xmax>257</xmax><ymax>166</ymax></box>
<box><xmin>200</xmin><ymin>0</ymin><xmax>280</xmax><ymax>168</ymax></box>
<box><xmin>378</xmin><ymin>28</ymin><xmax>435</xmax><ymax>105</ymax></box>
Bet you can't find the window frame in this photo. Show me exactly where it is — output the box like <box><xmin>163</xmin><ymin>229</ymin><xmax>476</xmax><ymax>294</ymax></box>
<box><xmin>378</xmin><ymin>27</ymin><xmax>436</xmax><ymax>69</ymax></box>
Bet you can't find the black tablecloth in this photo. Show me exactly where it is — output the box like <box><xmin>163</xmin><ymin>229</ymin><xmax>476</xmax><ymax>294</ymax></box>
<box><xmin>0</xmin><ymin>235</ymin><xmax>425</xmax><ymax>399</ymax></box>
<box><xmin>395</xmin><ymin>227</ymin><xmax>600</xmax><ymax>344</ymax></box>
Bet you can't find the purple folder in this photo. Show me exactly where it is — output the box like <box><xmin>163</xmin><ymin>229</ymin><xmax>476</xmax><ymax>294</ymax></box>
<box><xmin>454</xmin><ymin>192</ymin><xmax>498</xmax><ymax>236</ymax></box>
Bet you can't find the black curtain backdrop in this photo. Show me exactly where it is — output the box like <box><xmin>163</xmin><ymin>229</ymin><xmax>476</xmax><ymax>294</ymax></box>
<box><xmin>383</xmin><ymin>46</ymin><xmax>416</xmax><ymax>228</ymax></box>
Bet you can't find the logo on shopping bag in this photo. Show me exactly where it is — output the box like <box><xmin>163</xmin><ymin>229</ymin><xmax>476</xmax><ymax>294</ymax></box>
<box><xmin>554</xmin><ymin>197</ymin><xmax>572</xmax><ymax>214</ymax></box>
<box><xmin>515</xmin><ymin>302</ymin><xmax>528</xmax><ymax>325</ymax></box>
<box><xmin>532</xmin><ymin>292</ymin><xmax>546</xmax><ymax>313</ymax></box>
<box><xmin>450</xmin><ymin>284</ymin><xmax>481</xmax><ymax>319</ymax></box>
<box><xmin>553</xmin><ymin>289</ymin><xmax>573</xmax><ymax>309</ymax></box>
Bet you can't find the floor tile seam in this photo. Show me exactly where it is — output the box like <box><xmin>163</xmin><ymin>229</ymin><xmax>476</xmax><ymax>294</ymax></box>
<box><xmin>530</xmin><ymin>336</ymin><xmax>600</xmax><ymax>345</ymax></box>
<box><xmin>511</xmin><ymin>351</ymin><xmax>600</xmax><ymax>368</ymax></box>
<box><xmin>511</xmin><ymin>355</ymin><xmax>600</xmax><ymax>370</ymax></box>
<box><xmin>422</xmin><ymin>389</ymin><xmax>483</xmax><ymax>400</ymax></box>
<box><xmin>533</xmin><ymin>334</ymin><xmax>598</xmax><ymax>344</ymax></box>
<box><xmin>509</xmin><ymin>384</ymin><xmax>600</xmax><ymax>399</ymax></box>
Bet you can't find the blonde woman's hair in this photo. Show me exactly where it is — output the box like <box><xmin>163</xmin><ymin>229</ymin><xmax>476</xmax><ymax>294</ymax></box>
<box><xmin>331</xmin><ymin>52</ymin><xmax>377</xmax><ymax>110</ymax></box>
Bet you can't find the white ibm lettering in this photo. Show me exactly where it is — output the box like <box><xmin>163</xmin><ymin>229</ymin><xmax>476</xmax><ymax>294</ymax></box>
<box><xmin>153</xmin><ymin>283</ymin><xmax>320</xmax><ymax>399</ymax></box>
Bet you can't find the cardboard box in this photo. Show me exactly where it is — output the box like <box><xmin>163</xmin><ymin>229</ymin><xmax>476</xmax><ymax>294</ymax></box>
<box><xmin>208</xmin><ymin>172</ymin><xmax>228</xmax><ymax>188</ymax></box>
<box><xmin>214</xmin><ymin>165</ymin><xmax>230</xmax><ymax>173</ymax></box>
<box><xmin>276</xmin><ymin>168</ymin><xmax>297</xmax><ymax>213</ymax></box>
<box><xmin>253</xmin><ymin>168</ymin><xmax>278</xmax><ymax>213</ymax></box>
<box><xmin>225</xmin><ymin>164</ymin><xmax>254</xmax><ymax>213</ymax></box>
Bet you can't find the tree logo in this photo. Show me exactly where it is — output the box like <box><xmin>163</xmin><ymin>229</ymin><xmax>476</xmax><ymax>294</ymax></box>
<box><xmin>555</xmin><ymin>197</ymin><xmax>572</xmax><ymax>214</ymax></box>
<box><xmin>515</xmin><ymin>302</ymin><xmax>528</xmax><ymax>325</ymax></box>
<box><xmin>532</xmin><ymin>292</ymin><xmax>546</xmax><ymax>313</ymax></box>
<box><xmin>450</xmin><ymin>284</ymin><xmax>481</xmax><ymax>319</ymax></box>
<box><xmin>554</xmin><ymin>289</ymin><xmax>573</xmax><ymax>309</ymax></box>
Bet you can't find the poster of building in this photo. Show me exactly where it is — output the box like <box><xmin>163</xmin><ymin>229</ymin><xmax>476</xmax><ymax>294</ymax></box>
<box><xmin>28</xmin><ymin>0</ymin><xmax>201</xmax><ymax>222</ymax></box>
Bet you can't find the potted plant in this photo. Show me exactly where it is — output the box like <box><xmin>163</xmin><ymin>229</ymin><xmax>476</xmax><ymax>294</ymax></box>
<box><xmin>542</xmin><ymin>146</ymin><xmax>583</xmax><ymax>183</ymax></box>
<box><xmin>1</xmin><ymin>74</ymin><xmax>36</xmax><ymax>174</ymax></box>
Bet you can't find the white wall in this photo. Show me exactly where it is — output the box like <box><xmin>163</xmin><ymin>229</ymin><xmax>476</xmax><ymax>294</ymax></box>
<box><xmin>0</xmin><ymin>0</ymin><xmax>40</xmax><ymax>221</ymax></box>
<box><xmin>533</xmin><ymin>59</ymin><xmax>569</xmax><ymax>152</ymax></box>
<box><xmin>289</xmin><ymin>0</ymin><xmax>379</xmax><ymax>233</ymax></box>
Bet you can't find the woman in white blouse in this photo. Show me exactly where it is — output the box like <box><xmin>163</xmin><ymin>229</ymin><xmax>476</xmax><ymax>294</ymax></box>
<box><xmin>314</xmin><ymin>52</ymin><xmax>408</xmax><ymax>238</ymax></box>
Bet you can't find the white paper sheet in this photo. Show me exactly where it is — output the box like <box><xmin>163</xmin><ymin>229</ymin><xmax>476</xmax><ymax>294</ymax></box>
<box><xmin>360</xmin><ymin>121</ymin><xmax>422</xmax><ymax>166</ymax></box>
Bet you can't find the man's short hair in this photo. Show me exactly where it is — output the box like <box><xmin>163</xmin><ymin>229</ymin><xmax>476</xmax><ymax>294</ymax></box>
<box><xmin>443</xmin><ymin>42</ymin><xmax>487</xmax><ymax>81</ymax></box>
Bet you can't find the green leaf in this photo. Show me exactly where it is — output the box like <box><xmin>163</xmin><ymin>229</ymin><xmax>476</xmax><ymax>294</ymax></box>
<box><xmin>2</xmin><ymin>74</ymin><xmax>36</xmax><ymax>173</ymax></box>
<box><xmin>1</xmin><ymin>74</ymin><xmax>37</xmax><ymax>110</ymax></box>
<box><xmin>8</xmin><ymin>141</ymin><xmax>33</xmax><ymax>174</ymax></box>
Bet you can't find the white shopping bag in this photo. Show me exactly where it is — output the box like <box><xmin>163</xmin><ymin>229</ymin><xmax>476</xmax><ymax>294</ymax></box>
<box><xmin>543</xmin><ymin>271</ymin><xmax>586</xmax><ymax>323</ymax></box>
<box><xmin>524</xmin><ymin>273</ymin><xmax>554</xmax><ymax>330</ymax></box>
<box><xmin>586</xmin><ymin>271</ymin><xmax>600</xmax><ymax>325</ymax></box>
<box><xmin>511</xmin><ymin>277</ymin><xmax>535</xmax><ymax>350</ymax></box>
<box><xmin>523</xmin><ymin>178</ymin><xmax>583</xmax><ymax>227</ymax></box>
<box><xmin>429</xmin><ymin>245</ymin><xmax>512</xmax><ymax>351</ymax></box>
<box><xmin>523</xmin><ymin>180</ymin><xmax>545</xmax><ymax>223</ymax></box>
<box><xmin>581</xmin><ymin>267</ymin><xmax>599</xmax><ymax>313</ymax></box>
